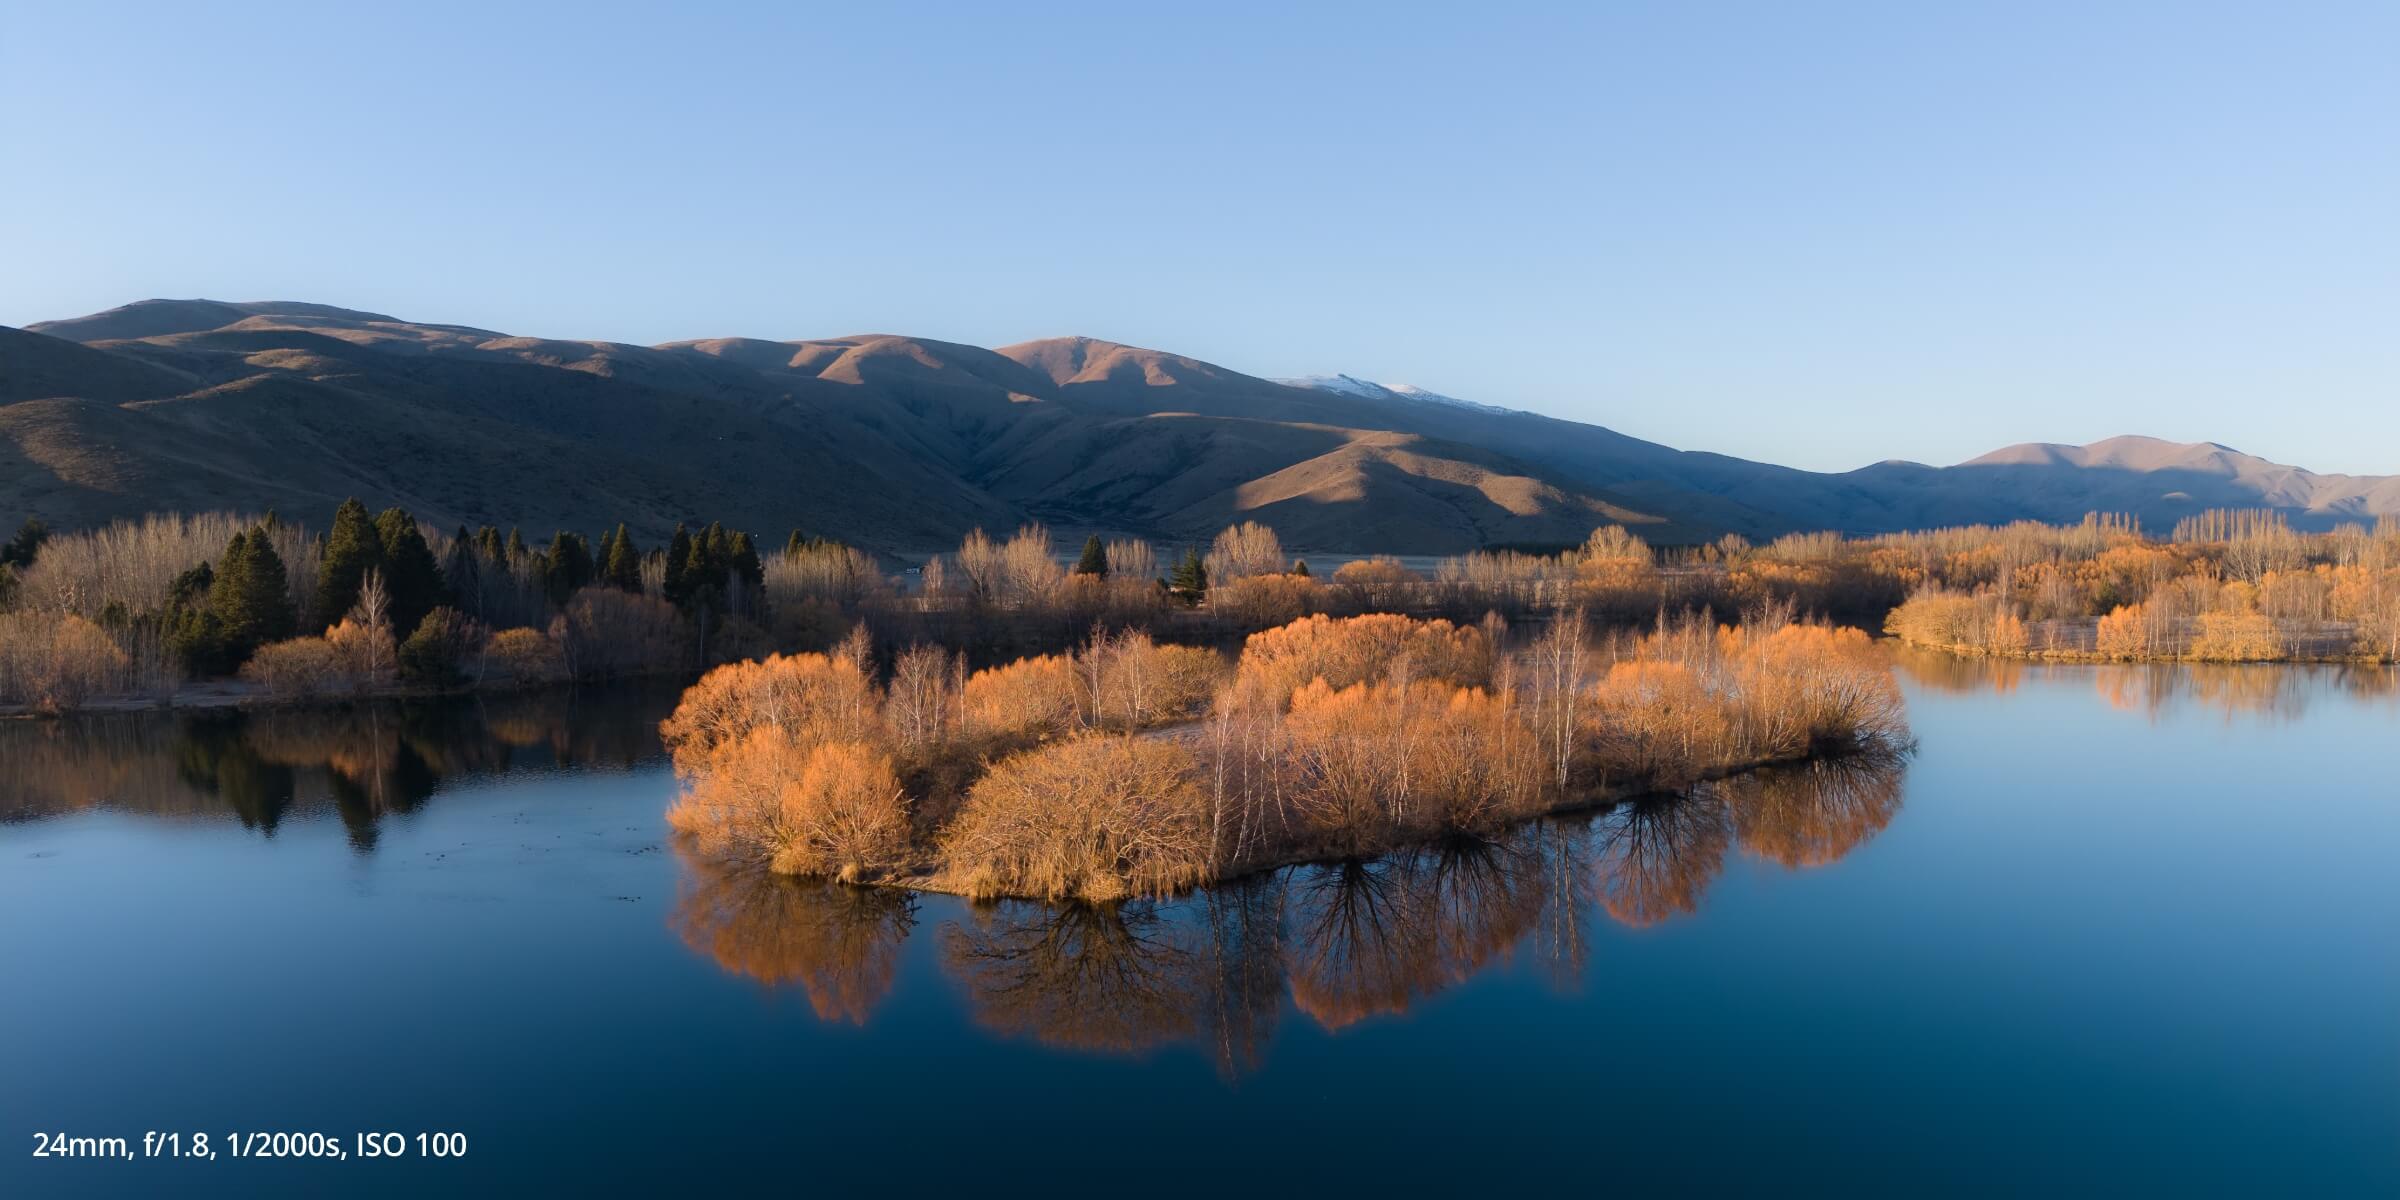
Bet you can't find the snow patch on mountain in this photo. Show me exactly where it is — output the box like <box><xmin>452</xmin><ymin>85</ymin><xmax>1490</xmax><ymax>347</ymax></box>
<box><xmin>1280</xmin><ymin>374</ymin><xmax>1520</xmax><ymax>416</ymax></box>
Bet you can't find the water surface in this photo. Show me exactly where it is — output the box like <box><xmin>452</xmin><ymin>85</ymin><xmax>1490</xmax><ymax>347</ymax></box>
<box><xmin>3</xmin><ymin>663</ymin><xmax>2395</xmax><ymax>1196</ymax></box>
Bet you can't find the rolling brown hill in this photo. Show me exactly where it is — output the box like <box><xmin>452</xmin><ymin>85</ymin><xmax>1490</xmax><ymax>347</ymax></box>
<box><xmin>7</xmin><ymin>299</ymin><xmax>2392</xmax><ymax>550</ymax></box>
<box><xmin>3</xmin><ymin>301</ymin><xmax>1708</xmax><ymax>552</ymax></box>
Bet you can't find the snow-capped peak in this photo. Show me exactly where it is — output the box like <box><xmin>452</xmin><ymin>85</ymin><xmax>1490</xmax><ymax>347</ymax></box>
<box><xmin>1278</xmin><ymin>374</ymin><xmax>1519</xmax><ymax>416</ymax></box>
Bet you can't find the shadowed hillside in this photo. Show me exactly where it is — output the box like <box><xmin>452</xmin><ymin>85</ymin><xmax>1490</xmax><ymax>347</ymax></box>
<box><xmin>7</xmin><ymin>299</ymin><xmax>2393</xmax><ymax>549</ymax></box>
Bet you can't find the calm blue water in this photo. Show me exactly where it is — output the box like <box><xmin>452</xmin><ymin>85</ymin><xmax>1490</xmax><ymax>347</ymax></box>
<box><xmin>2</xmin><ymin>661</ymin><xmax>2395</xmax><ymax>1197</ymax></box>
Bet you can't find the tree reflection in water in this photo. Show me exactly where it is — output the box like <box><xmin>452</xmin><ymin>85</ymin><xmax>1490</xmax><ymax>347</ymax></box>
<box><xmin>1589</xmin><ymin>791</ymin><xmax>1732</xmax><ymax>928</ymax></box>
<box><xmin>0</xmin><ymin>684</ymin><xmax>678</xmax><ymax>849</ymax></box>
<box><xmin>670</xmin><ymin>748</ymin><xmax>1914</xmax><ymax>1075</ymax></box>
<box><xmin>671</xmin><ymin>844</ymin><xmax>917</xmax><ymax>1024</ymax></box>
<box><xmin>939</xmin><ymin>900</ymin><xmax>1206</xmax><ymax>1055</ymax></box>
<box><xmin>1285</xmin><ymin>835</ymin><xmax>1548</xmax><ymax>1030</ymax></box>
<box><xmin>1891</xmin><ymin>646</ymin><xmax>2398</xmax><ymax>723</ymax></box>
<box><xmin>1727</xmin><ymin>750</ymin><xmax>1909</xmax><ymax>869</ymax></box>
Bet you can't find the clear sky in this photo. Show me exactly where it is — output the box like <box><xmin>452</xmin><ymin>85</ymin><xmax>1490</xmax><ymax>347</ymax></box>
<box><xmin>4</xmin><ymin>1</ymin><xmax>2394</xmax><ymax>474</ymax></box>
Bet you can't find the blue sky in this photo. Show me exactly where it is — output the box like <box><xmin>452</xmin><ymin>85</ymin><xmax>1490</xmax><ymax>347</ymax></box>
<box><xmin>4</xmin><ymin>1</ymin><xmax>2393</xmax><ymax>474</ymax></box>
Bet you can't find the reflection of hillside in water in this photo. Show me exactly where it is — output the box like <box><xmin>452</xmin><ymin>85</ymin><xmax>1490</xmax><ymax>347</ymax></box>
<box><xmin>676</xmin><ymin>751</ymin><xmax>1910</xmax><ymax>1075</ymax></box>
<box><xmin>0</xmin><ymin>686</ymin><xmax>676</xmax><ymax>849</ymax></box>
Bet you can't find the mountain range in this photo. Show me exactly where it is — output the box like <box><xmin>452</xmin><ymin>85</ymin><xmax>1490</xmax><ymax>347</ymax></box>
<box><xmin>3</xmin><ymin>298</ymin><xmax>2392</xmax><ymax>552</ymax></box>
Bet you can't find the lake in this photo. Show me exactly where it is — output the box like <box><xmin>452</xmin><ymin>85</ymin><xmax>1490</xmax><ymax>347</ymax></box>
<box><xmin>3</xmin><ymin>658</ymin><xmax>2396</xmax><ymax>1197</ymax></box>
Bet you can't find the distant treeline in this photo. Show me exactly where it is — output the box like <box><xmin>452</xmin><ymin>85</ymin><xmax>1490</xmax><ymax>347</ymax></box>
<box><xmin>9</xmin><ymin>504</ymin><xmax>2390</xmax><ymax>712</ymax></box>
<box><xmin>1877</xmin><ymin>512</ymin><xmax>2400</xmax><ymax>662</ymax></box>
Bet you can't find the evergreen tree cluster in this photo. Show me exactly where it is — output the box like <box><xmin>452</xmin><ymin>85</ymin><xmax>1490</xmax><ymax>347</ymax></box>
<box><xmin>17</xmin><ymin>498</ymin><xmax>797</xmax><ymax>684</ymax></box>
<box><xmin>0</xmin><ymin>518</ymin><xmax>47</xmax><ymax>571</ymax></box>
<box><xmin>661</xmin><ymin>521</ymin><xmax>762</xmax><ymax>615</ymax></box>
<box><xmin>316</xmin><ymin>498</ymin><xmax>445</xmax><ymax>637</ymax></box>
<box><xmin>167</xmin><ymin>524</ymin><xmax>298</xmax><ymax>675</ymax></box>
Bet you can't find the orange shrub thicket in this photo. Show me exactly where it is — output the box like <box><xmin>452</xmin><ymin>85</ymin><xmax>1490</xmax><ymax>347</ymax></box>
<box><xmin>660</xmin><ymin>608</ymin><xmax>1914</xmax><ymax>900</ymax></box>
<box><xmin>1233</xmin><ymin>612</ymin><xmax>1491</xmax><ymax>708</ymax></box>
<box><xmin>960</xmin><ymin>654</ymin><xmax>1081</xmax><ymax>744</ymax></box>
<box><xmin>1211</xmin><ymin>573</ymin><xmax>1320</xmax><ymax>628</ymax></box>
<box><xmin>1585</xmin><ymin>660</ymin><xmax>1735</xmax><ymax>788</ymax></box>
<box><xmin>660</xmin><ymin>653</ymin><xmax>881</xmax><ymax>774</ymax></box>
<box><xmin>239</xmin><ymin>636</ymin><xmax>350</xmax><ymax>699</ymax></box>
<box><xmin>2189</xmin><ymin>608</ymin><xmax>2280</xmax><ymax>662</ymax></box>
<box><xmin>1280</xmin><ymin>679</ymin><xmax>1546</xmax><ymax>848</ymax></box>
<box><xmin>667</xmin><ymin>731</ymin><xmax>908</xmax><ymax>880</ymax></box>
<box><xmin>1871</xmin><ymin>515</ymin><xmax>2400</xmax><ymax>662</ymax></box>
<box><xmin>940</xmin><ymin>734</ymin><xmax>1212</xmax><ymax>902</ymax></box>
<box><xmin>1586</xmin><ymin>620</ymin><xmax>1905</xmax><ymax>788</ymax></box>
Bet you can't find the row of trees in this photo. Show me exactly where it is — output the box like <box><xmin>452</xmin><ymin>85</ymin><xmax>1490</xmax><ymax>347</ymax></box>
<box><xmin>0</xmin><ymin>502</ymin><xmax>852</xmax><ymax>709</ymax></box>
<box><xmin>662</xmin><ymin>606</ymin><xmax>1913</xmax><ymax>902</ymax></box>
<box><xmin>1879</xmin><ymin>512</ymin><xmax>2400</xmax><ymax>661</ymax></box>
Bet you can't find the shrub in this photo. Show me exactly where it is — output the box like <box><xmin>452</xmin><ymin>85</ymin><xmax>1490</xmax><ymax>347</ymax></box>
<box><xmin>1584</xmin><ymin>660</ymin><xmax>1735</xmax><ymax>788</ymax></box>
<box><xmin>1329</xmin><ymin>557</ymin><xmax>1422</xmax><ymax>609</ymax></box>
<box><xmin>941</xmin><ymin>735</ymin><xmax>1212</xmax><ymax>901</ymax></box>
<box><xmin>666</xmin><ymin>732</ymin><xmax>909</xmax><ymax>881</ymax></box>
<box><xmin>325</xmin><ymin>616</ymin><xmax>396</xmax><ymax>690</ymax></box>
<box><xmin>1073</xmin><ymin>630</ymin><xmax>1226</xmax><ymax>730</ymax></box>
<box><xmin>1211</xmin><ymin>573</ymin><xmax>1318</xmax><ymax>627</ymax></box>
<box><xmin>486</xmin><ymin>627</ymin><xmax>565</xmax><ymax>685</ymax></box>
<box><xmin>399</xmin><ymin>607</ymin><xmax>481</xmax><ymax>685</ymax></box>
<box><xmin>660</xmin><ymin>653</ymin><xmax>882</xmax><ymax>774</ymax></box>
<box><xmin>959</xmin><ymin>654</ymin><xmax>1080</xmax><ymax>744</ymax></box>
<box><xmin>1233</xmin><ymin>613</ymin><xmax>1491</xmax><ymax>709</ymax></box>
<box><xmin>1281</xmin><ymin>678</ymin><xmax>1547</xmax><ymax>845</ymax></box>
<box><xmin>238</xmin><ymin>636</ymin><xmax>348</xmax><ymax>699</ymax></box>
<box><xmin>0</xmin><ymin>612</ymin><xmax>135</xmax><ymax>712</ymax></box>
<box><xmin>2094</xmin><ymin>604</ymin><xmax>2150</xmax><ymax>660</ymax></box>
<box><xmin>2190</xmin><ymin>608</ymin><xmax>2279</xmax><ymax>662</ymax></box>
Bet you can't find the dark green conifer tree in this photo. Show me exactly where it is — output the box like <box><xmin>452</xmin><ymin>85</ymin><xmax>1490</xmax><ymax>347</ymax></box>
<box><xmin>1292</xmin><ymin>559</ymin><xmax>1311</xmax><ymax>578</ymax></box>
<box><xmin>604</xmin><ymin>523</ymin><xmax>644</xmax><ymax>591</ymax></box>
<box><xmin>543</xmin><ymin>532</ymin><xmax>594</xmax><ymax>606</ymax></box>
<box><xmin>1169</xmin><ymin>548</ymin><xmax>1208</xmax><ymax>604</ymax></box>
<box><xmin>505</xmin><ymin>527</ymin><xmax>528</xmax><ymax>562</ymax></box>
<box><xmin>440</xmin><ymin>527</ymin><xmax>482</xmax><ymax>616</ymax></box>
<box><xmin>475</xmin><ymin>525</ymin><xmax>505</xmax><ymax>562</ymax></box>
<box><xmin>1075</xmin><ymin>535</ymin><xmax>1109</xmax><ymax>577</ymax></box>
<box><xmin>701</xmin><ymin>523</ymin><xmax>732</xmax><ymax>584</ymax></box>
<box><xmin>784</xmin><ymin>529</ymin><xmax>812</xmax><ymax>557</ymax></box>
<box><xmin>728</xmin><ymin>531</ymin><xmax>763</xmax><ymax>590</ymax></box>
<box><xmin>663</xmin><ymin>524</ymin><xmax>694</xmax><ymax>607</ymax></box>
<box><xmin>211</xmin><ymin>528</ymin><xmax>296</xmax><ymax>660</ymax></box>
<box><xmin>0</xmin><ymin>517</ymin><xmax>47</xmax><ymax>570</ymax></box>
<box><xmin>373</xmin><ymin>507</ymin><xmax>445</xmax><ymax>638</ymax></box>
<box><xmin>315</xmin><ymin>498</ymin><xmax>384</xmax><ymax>629</ymax></box>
